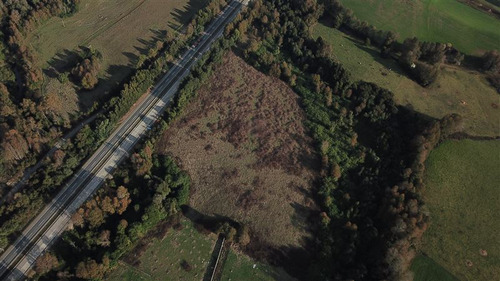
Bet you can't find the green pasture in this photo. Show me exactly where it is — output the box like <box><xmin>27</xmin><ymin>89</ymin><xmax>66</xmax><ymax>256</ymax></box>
<box><xmin>412</xmin><ymin>255</ymin><xmax>459</xmax><ymax>281</ymax></box>
<box><xmin>418</xmin><ymin>140</ymin><xmax>500</xmax><ymax>281</ymax></box>
<box><xmin>313</xmin><ymin>24</ymin><xmax>500</xmax><ymax>136</ymax></box>
<box><xmin>106</xmin><ymin>219</ymin><xmax>216</xmax><ymax>281</ymax></box>
<box><xmin>338</xmin><ymin>0</ymin><xmax>500</xmax><ymax>54</ymax></box>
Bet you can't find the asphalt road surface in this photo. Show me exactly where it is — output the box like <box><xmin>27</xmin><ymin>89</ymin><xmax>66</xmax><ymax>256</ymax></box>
<box><xmin>0</xmin><ymin>0</ymin><xmax>245</xmax><ymax>279</ymax></box>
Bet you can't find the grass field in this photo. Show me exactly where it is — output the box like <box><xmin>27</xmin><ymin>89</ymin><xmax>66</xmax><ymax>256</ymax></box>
<box><xmin>106</xmin><ymin>219</ymin><xmax>216</xmax><ymax>281</ymax></box>
<box><xmin>220</xmin><ymin>250</ymin><xmax>296</xmax><ymax>281</ymax></box>
<box><xmin>106</xmin><ymin>218</ymin><xmax>293</xmax><ymax>281</ymax></box>
<box><xmin>338</xmin><ymin>0</ymin><xmax>500</xmax><ymax>54</ymax></box>
<box><xmin>313</xmin><ymin>24</ymin><xmax>500</xmax><ymax>137</ymax></box>
<box><xmin>416</xmin><ymin>139</ymin><xmax>500</xmax><ymax>281</ymax></box>
<box><xmin>157</xmin><ymin>52</ymin><xmax>318</xmax><ymax>253</ymax></box>
<box><xmin>28</xmin><ymin>0</ymin><xmax>207</xmax><ymax>107</ymax></box>
<box><xmin>412</xmin><ymin>255</ymin><xmax>459</xmax><ymax>281</ymax></box>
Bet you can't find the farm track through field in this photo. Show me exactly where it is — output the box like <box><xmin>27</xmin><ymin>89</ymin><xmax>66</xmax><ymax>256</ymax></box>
<box><xmin>81</xmin><ymin>0</ymin><xmax>146</xmax><ymax>46</ymax></box>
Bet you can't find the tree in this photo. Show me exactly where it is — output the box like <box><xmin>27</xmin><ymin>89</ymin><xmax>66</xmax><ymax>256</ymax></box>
<box><xmin>131</xmin><ymin>145</ymin><xmax>153</xmax><ymax>176</ymax></box>
<box><xmin>100</xmin><ymin>196</ymin><xmax>115</xmax><ymax>214</ymax></box>
<box><xmin>0</xmin><ymin>84</ymin><xmax>15</xmax><ymax>118</ymax></box>
<box><xmin>71</xmin><ymin>208</ymin><xmax>85</xmax><ymax>228</ymax></box>
<box><xmin>85</xmin><ymin>204</ymin><xmax>104</xmax><ymax>228</ymax></box>
<box><xmin>97</xmin><ymin>230</ymin><xmax>111</xmax><ymax>247</ymax></box>
<box><xmin>482</xmin><ymin>50</ymin><xmax>500</xmax><ymax>72</ymax></box>
<box><xmin>217</xmin><ymin>222</ymin><xmax>237</xmax><ymax>241</ymax></box>
<box><xmin>269</xmin><ymin>63</ymin><xmax>281</xmax><ymax>78</ymax></box>
<box><xmin>312</xmin><ymin>74</ymin><xmax>322</xmax><ymax>93</ymax></box>
<box><xmin>400</xmin><ymin>37</ymin><xmax>421</xmax><ymax>66</ymax></box>
<box><xmin>419</xmin><ymin>42</ymin><xmax>446</xmax><ymax>65</ymax></box>
<box><xmin>332</xmin><ymin>163</ymin><xmax>341</xmax><ymax>180</ymax></box>
<box><xmin>71</xmin><ymin>49</ymin><xmax>102</xmax><ymax>90</ymax></box>
<box><xmin>1</xmin><ymin>129</ymin><xmax>29</xmax><ymax>161</ymax></box>
<box><xmin>316</xmin><ymin>37</ymin><xmax>332</xmax><ymax>58</ymax></box>
<box><xmin>237</xmin><ymin>225</ymin><xmax>251</xmax><ymax>246</ymax></box>
<box><xmin>383</xmin><ymin>31</ymin><xmax>397</xmax><ymax>49</ymax></box>
<box><xmin>75</xmin><ymin>259</ymin><xmax>106</xmax><ymax>280</ymax></box>
<box><xmin>324</xmin><ymin>86</ymin><xmax>333</xmax><ymax>107</ymax></box>
<box><xmin>35</xmin><ymin>253</ymin><xmax>59</xmax><ymax>275</ymax></box>
<box><xmin>117</xmin><ymin>185</ymin><xmax>130</xmax><ymax>199</ymax></box>
<box><xmin>412</xmin><ymin>61</ymin><xmax>438</xmax><ymax>87</ymax></box>
<box><xmin>115</xmin><ymin>186</ymin><xmax>131</xmax><ymax>215</ymax></box>
<box><xmin>180</xmin><ymin>260</ymin><xmax>193</xmax><ymax>272</ymax></box>
<box><xmin>52</xmin><ymin>149</ymin><xmax>65</xmax><ymax>167</ymax></box>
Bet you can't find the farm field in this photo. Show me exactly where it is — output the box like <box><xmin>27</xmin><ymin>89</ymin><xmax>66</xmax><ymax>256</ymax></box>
<box><xmin>338</xmin><ymin>0</ymin><xmax>500</xmax><ymax>54</ymax></box>
<box><xmin>28</xmin><ymin>0</ymin><xmax>207</xmax><ymax>107</ymax></box>
<box><xmin>156</xmin><ymin>52</ymin><xmax>318</xmax><ymax>259</ymax></box>
<box><xmin>106</xmin><ymin>219</ymin><xmax>216</xmax><ymax>281</ymax></box>
<box><xmin>313</xmin><ymin>24</ymin><xmax>500</xmax><ymax>137</ymax></box>
<box><xmin>418</xmin><ymin>140</ymin><xmax>500</xmax><ymax>281</ymax></box>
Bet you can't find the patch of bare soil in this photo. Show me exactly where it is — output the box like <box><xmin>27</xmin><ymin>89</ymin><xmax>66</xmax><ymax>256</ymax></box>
<box><xmin>156</xmin><ymin>52</ymin><xmax>319</xmax><ymax>253</ymax></box>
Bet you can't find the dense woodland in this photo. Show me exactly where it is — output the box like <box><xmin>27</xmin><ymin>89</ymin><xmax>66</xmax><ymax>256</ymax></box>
<box><xmin>0</xmin><ymin>0</ymin><xmax>473</xmax><ymax>280</ymax></box>
<box><xmin>0</xmin><ymin>0</ymin><xmax>82</xmax><ymax>188</ymax></box>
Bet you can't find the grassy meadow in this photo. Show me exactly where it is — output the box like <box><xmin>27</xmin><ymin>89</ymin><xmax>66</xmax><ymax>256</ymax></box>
<box><xmin>106</xmin><ymin>219</ymin><xmax>216</xmax><ymax>281</ymax></box>
<box><xmin>411</xmin><ymin>255</ymin><xmax>459</xmax><ymax>281</ymax></box>
<box><xmin>338</xmin><ymin>0</ymin><xmax>500</xmax><ymax>54</ymax></box>
<box><xmin>29</xmin><ymin>0</ymin><xmax>207</xmax><ymax>107</ymax></box>
<box><xmin>105</xmin><ymin>217</ymin><xmax>293</xmax><ymax>281</ymax></box>
<box><xmin>416</xmin><ymin>140</ymin><xmax>500</xmax><ymax>281</ymax></box>
<box><xmin>313</xmin><ymin>24</ymin><xmax>500</xmax><ymax>137</ymax></box>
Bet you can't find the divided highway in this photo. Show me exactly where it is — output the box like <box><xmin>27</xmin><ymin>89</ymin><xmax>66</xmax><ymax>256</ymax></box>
<box><xmin>0</xmin><ymin>1</ymin><xmax>245</xmax><ymax>279</ymax></box>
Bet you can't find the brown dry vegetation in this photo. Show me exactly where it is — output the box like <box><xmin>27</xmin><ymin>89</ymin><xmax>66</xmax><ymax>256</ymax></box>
<box><xmin>157</xmin><ymin>52</ymin><xmax>318</xmax><ymax>253</ymax></box>
<box><xmin>41</xmin><ymin>78</ymin><xmax>79</xmax><ymax>125</ymax></box>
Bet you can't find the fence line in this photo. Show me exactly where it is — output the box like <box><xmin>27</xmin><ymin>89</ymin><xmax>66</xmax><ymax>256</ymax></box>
<box><xmin>210</xmin><ymin>236</ymin><xmax>225</xmax><ymax>281</ymax></box>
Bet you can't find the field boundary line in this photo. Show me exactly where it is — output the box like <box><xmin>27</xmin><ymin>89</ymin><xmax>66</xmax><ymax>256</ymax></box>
<box><xmin>82</xmin><ymin>0</ymin><xmax>147</xmax><ymax>46</ymax></box>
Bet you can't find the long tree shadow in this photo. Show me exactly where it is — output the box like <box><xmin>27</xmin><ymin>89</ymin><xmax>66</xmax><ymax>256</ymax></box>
<box><xmin>168</xmin><ymin>0</ymin><xmax>209</xmax><ymax>30</ymax></box>
<box><xmin>128</xmin><ymin>28</ymin><xmax>167</xmax><ymax>66</ymax></box>
<box><xmin>77</xmin><ymin>64</ymin><xmax>134</xmax><ymax>110</ymax></box>
<box><xmin>344</xmin><ymin>35</ymin><xmax>407</xmax><ymax>76</ymax></box>
<box><xmin>181</xmin><ymin>205</ymin><xmax>239</xmax><ymax>232</ymax></box>
<box><xmin>44</xmin><ymin>48</ymin><xmax>81</xmax><ymax>78</ymax></box>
